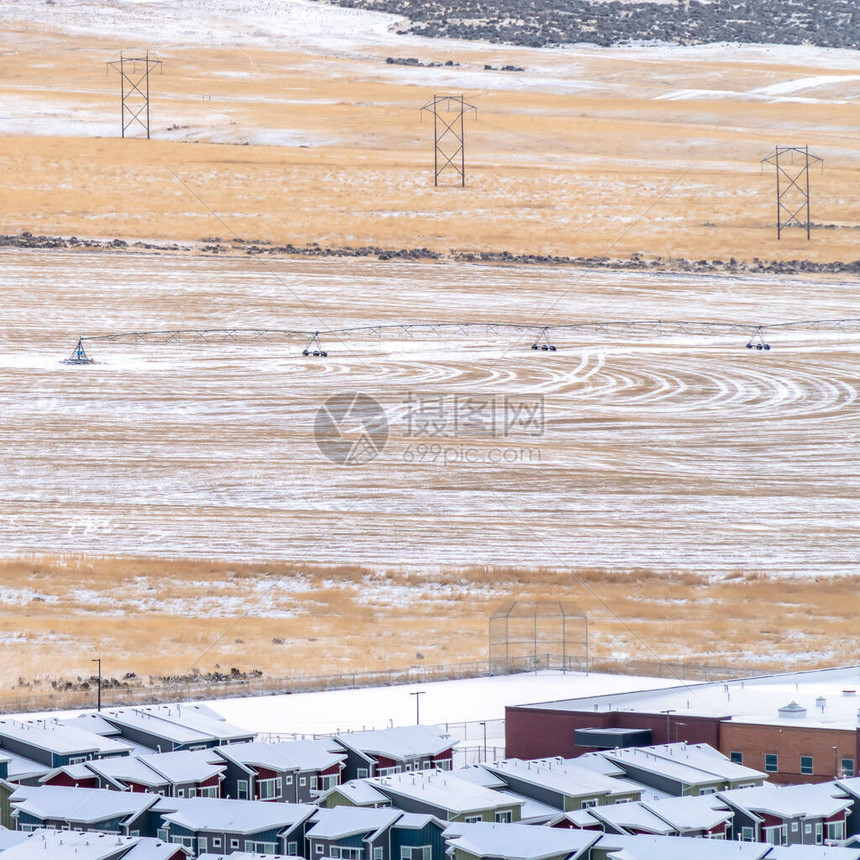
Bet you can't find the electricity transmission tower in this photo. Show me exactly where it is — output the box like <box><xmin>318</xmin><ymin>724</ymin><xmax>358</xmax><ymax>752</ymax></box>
<box><xmin>420</xmin><ymin>94</ymin><xmax>477</xmax><ymax>187</ymax></box>
<box><xmin>106</xmin><ymin>51</ymin><xmax>162</xmax><ymax>139</ymax></box>
<box><xmin>761</xmin><ymin>145</ymin><xmax>822</xmax><ymax>239</ymax></box>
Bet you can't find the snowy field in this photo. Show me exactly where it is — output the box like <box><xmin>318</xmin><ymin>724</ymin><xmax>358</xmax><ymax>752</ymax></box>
<box><xmin>1</xmin><ymin>250</ymin><xmax>859</xmax><ymax>575</ymax></box>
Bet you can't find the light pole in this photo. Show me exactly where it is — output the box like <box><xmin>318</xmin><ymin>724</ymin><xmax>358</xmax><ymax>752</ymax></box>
<box><xmin>479</xmin><ymin>721</ymin><xmax>487</xmax><ymax>762</ymax></box>
<box><xmin>660</xmin><ymin>709</ymin><xmax>676</xmax><ymax>743</ymax></box>
<box><xmin>91</xmin><ymin>658</ymin><xmax>102</xmax><ymax>712</ymax></box>
<box><xmin>410</xmin><ymin>691</ymin><xmax>425</xmax><ymax>725</ymax></box>
<box><xmin>675</xmin><ymin>722</ymin><xmax>687</xmax><ymax>744</ymax></box>
<box><xmin>832</xmin><ymin>745</ymin><xmax>838</xmax><ymax>778</ymax></box>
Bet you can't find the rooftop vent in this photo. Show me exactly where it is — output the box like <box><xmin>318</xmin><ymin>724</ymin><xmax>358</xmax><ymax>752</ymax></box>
<box><xmin>778</xmin><ymin>701</ymin><xmax>807</xmax><ymax>719</ymax></box>
<box><xmin>816</xmin><ymin>696</ymin><xmax>826</xmax><ymax>710</ymax></box>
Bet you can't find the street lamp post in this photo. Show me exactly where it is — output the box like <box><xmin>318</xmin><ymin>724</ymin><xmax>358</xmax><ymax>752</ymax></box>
<box><xmin>91</xmin><ymin>658</ymin><xmax>102</xmax><ymax>712</ymax></box>
<box><xmin>410</xmin><ymin>691</ymin><xmax>426</xmax><ymax>725</ymax></box>
<box><xmin>479</xmin><ymin>721</ymin><xmax>487</xmax><ymax>762</ymax></box>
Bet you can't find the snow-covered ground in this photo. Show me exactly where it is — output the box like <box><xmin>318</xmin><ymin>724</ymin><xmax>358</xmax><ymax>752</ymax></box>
<box><xmin>2</xmin><ymin>251</ymin><xmax>860</xmax><ymax>574</ymax></box>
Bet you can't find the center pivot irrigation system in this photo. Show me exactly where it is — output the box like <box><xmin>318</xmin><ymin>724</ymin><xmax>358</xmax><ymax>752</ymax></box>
<box><xmin>62</xmin><ymin>318</ymin><xmax>860</xmax><ymax>365</ymax></box>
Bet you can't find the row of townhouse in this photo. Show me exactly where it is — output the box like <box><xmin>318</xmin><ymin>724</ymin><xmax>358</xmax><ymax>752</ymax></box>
<box><xmin>0</xmin><ymin>713</ymin><xmax>457</xmax><ymax>817</ymax></box>
<box><xmin>3</xmin><ymin>819</ymin><xmax>860</xmax><ymax>860</ymax></box>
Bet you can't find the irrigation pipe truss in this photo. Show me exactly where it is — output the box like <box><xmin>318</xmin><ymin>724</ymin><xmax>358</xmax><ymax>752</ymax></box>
<box><xmin>63</xmin><ymin>318</ymin><xmax>860</xmax><ymax>363</ymax></box>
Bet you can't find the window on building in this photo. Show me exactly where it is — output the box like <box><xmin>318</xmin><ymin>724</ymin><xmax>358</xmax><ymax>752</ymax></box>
<box><xmin>373</xmin><ymin>848</ymin><xmax>383</xmax><ymax>860</ymax></box>
<box><xmin>231</xmin><ymin>839</ymin><xmax>240</xmax><ymax>849</ymax></box>
<box><xmin>765</xmin><ymin>754</ymin><xmax>778</xmax><ymax>773</ymax></box>
<box><xmin>842</xmin><ymin>759</ymin><xmax>855</xmax><ymax>778</ymax></box>
<box><xmin>699</xmin><ymin>787</ymin><xmax>718</xmax><ymax>795</ymax></box>
<box><xmin>258</xmin><ymin>778</ymin><xmax>282</xmax><ymax>800</ymax></box>
<box><xmin>580</xmin><ymin>800</ymin><xmax>597</xmax><ymax>809</ymax></box>
<box><xmin>288</xmin><ymin>842</ymin><xmax>299</xmax><ymax>855</ymax></box>
<box><xmin>286</xmin><ymin>774</ymin><xmax>294</xmax><ymax>785</ymax></box>
<box><xmin>237</xmin><ymin>780</ymin><xmax>249</xmax><ymax>799</ymax></box>
<box><xmin>804</xmin><ymin>823</ymin><xmax>812</xmax><ymax>835</ymax></box>
<box><xmin>320</xmin><ymin>774</ymin><xmax>339</xmax><ymax>792</ymax></box>
<box><xmin>495</xmin><ymin>811</ymin><xmax>512</xmax><ymax>823</ymax></box>
<box><xmin>791</xmin><ymin>822</ymin><xmax>799</xmax><ymax>832</ymax></box>
<box><xmin>68</xmin><ymin>756</ymin><xmax>87</xmax><ymax>765</ymax></box>
<box><xmin>401</xmin><ymin>847</ymin><xmax>430</xmax><ymax>860</ymax></box>
<box><xmin>436</xmin><ymin>760</ymin><xmax>452</xmax><ymax>772</ymax></box>
<box><xmin>198</xmin><ymin>786</ymin><xmax>218</xmax><ymax>798</ymax></box>
<box><xmin>157</xmin><ymin>828</ymin><xmax>169</xmax><ymax>842</ymax></box>
<box><xmin>300</xmin><ymin>777</ymin><xmax>307</xmax><ymax>787</ymax></box>
<box><xmin>245</xmin><ymin>840</ymin><xmax>277</xmax><ymax>854</ymax></box>
<box><xmin>198</xmin><ymin>838</ymin><xmax>207</xmax><ymax>854</ymax></box>
<box><xmin>740</xmin><ymin>827</ymin><xmax>755</xmax><ymax>842</ymax></box>
<box><xmin>828</xmin><ymin>821</ymin><xmax>845</xmax><ymax>841</ymax></box>
<box><xmin>423</xmin><ymin>761</ymin><xmax>432</xmax><ymax>770</ymax></box>
<box><xmin>316</xmin><ymin>845</ymin><xmax>324</xmax><ymax>855</ymax></box>
<box><xmin>357</xmin><ymin>769</ymin><xmax>369</xmax><ymax>780</ymax></box>
<box><xmin>170</xmin><ymin>836</ymin><xmax>195</xmax><ymax>850</ymax></box>
<box><xmin>729</xmin><ymin>752</ymin><xmax>743</xmax><ymax>765</ymax></box>
<box><xmin>463</xmin><ymin>815</ymin><xmax>483</xmax><ymax>824</ymax></box>
<box><xmin>331</xmin><ymin>848</ymin><xmax>362</xmax><ymax>859</ymax></box>
<box><xmin>177</xmin><ymin>789</ymin><xmax>185</xmax><ymax>798</ymax></box>
<box><xmin>378</xmin><ymin>767</ymin><xmax>399</xmax><ymax>777</ymax></box>
<box><xmin>763</xmin><ymin>826</ymin><xmax>784</xmax><ymax>846</ymax></box>
<box><xmin>212</xmin><ymin>837</ymin><xmax>223</xmax><ymax>848</ymax></box>
<box><xmin>815</xmin><ymin>822</ymin><xmax>823</xmax><ymax>844</ymax></box>
<box><xmin>800</xmin><ymin>755</ymin><xmax>814</xmax><ymax>775</ymax></box>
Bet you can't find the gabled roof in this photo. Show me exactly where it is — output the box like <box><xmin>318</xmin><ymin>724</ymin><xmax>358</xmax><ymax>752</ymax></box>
<box><xmin>155</xmin><ymin>796</ymin><xmax>316</xmax><ymax>836</ymax></box>
<box><xmin>618</xmin><ymin>743</ymin><xmax>765</xmax><ymax>783</ymax></box>
<box><xmin>370</xmin><ymin>771</ymin><xmax>523</xmax><ymax>815</ymax></box>
<box><xmin>138</xmin><ymin>750</ymin><xmax>226</xmax><ymax>785</ymax></box>
<box><xmin>60</xmin><ymin>714</ymin><xmax>125</xmax><ymax>738</ymax></box>
<box><xmin>599</xmin><ymin>834</ymin><xmax>770</xmax><ymax>860</ymax></box>
<box><xmin>10</xmin><ymin>785</ymin><xmax>158</xmax><ymax>825</ymax></box>
<box><xmin>598</xmin><ymin>747</ymin><xmax>731</xmax><ymax>787</ymax></box>
<box><xmin>101</xmin><ymin>705</ymin><xmax>252</xmax><ymax>747</ymax></box>
<box><xmin>642</xmin><ymin>794</ymin><xmax>732</xmax><ymax>832</ymax></box>
<box><xmin>216</xmin><ymin>740</ymin><xmax>344</xmax><ymax>774</ymax></box>
<box><xmin>40</xmin><ymin>762</ymin><xmax>95</xmax><ymax>784</ymax></box>
<box><xmin>718</xmin><ymin>782</ymin><xmax>852</xmax><ymax>820</ymax></box>
<box><xmin>452</xmin><ymin>766</ymin><xmax>507</xmax><ymax>790</ymax></box>
<box><xmin>333</xmin><ymin>726</ymin><xmax>454</xmax><ymax>761</ymax></box>
<box><xmin>443</xmin><ymin>821</ymin><xmax>598</xmax><ymax>860</ymax></box>
<box><xmin>585</xmin><ymin>803</ymin><xmax>675</xmax><ymax>836</ymax></box>
<box><xmin>766</xmin><ymin>846</ymin><xmax>860</xmax><ymax>860</ymax></box>
<box><xmin>0</xmin><ymin>829</ymin><xmax>189</xmax><ymax>860</ymax></box>
<box><xmin>0</xmin><ymin>717</ymin><xmax>131</xmax><ymax>757</ymax></box>
<box><xmin>307</xmin><ymin>807</ymin><xmax>402</xmax><ymax>840</ymax></box>
<box><xmin>86</xmin><ymin>756</ymin><xmax>171</xmax><ymax>790</ymax></box>
<box><xmin>485</xmin><ymin>758</ymin><xmax>637</xmax><ymax>800</ymax></box>
<box><xmin>495</xmin><ymin>790</ymin><xmax>560</xmax><ymax>824</ymax></box>
<box><xmin>319</xmin><ymin>779</ymin><xmax>390</xmax><ymax>807</ymax></box>
<box><xmin>2</xmin><ymin>749</ymin><xmax>50</xmax><ymax>781</ymax></box>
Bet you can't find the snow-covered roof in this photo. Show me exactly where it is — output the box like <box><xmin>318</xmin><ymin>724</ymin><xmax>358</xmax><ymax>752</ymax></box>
<box><xmin>495</xmin><ymin>790</ymin><xmax>561</xmax><ymax>824</ymax></box>
<box><xmin>334</xmin><ymin>726</ymin><xmax>454</xmax><ymax>760</ymax></box>
<box><xmin>587</xmin><ymin>802</ymin><xmax>674</xmax><ymax>836</ymax></box>
<box><xmin>40</xmin><ymin>762</ymin><xmax>94</xmax><ymax>784</ymax></box>
<box><xmin>599</xmin><ymin>745</ymin><xmax>758</xmax><ymax>787</ymax></box>
<box><xmin>568</xmin><ymin>755</ymin><xmax>626</xmax><ymax>778</ymax></box>
<box><xmin>0</xmin><ymin>828</ymin><xmax>29</xmax><ymax>851</ymax></box>
<box><xmin>370</xmin><ymin>770</ymin><xmax>523</xmax><ymax>815</ymax></box>
<box><xmin>198</xmin><ymin>854</ymin><xmax>296</xmax><ymax>860</ymax></box>
<box><xmin>718</xmin><ymin>782</ymin><xmax>852</xmax><ymax>819</ymax></box>
<box><xmin>60</xmin><ymin>714</ymin><xmax>124</xmax><ymax>738</ymax></box>
<box><xmin>86</xmin><ymin>756</ymin><xmax>171</xmax><ymax>789</ymax></box>
<box><xmin>216</xmin><ymin>740</ymin><xmax>344</xmax><ymax>773</ymax></box>
<box><xmin>307</xmin><ymin>807</ymin><xmax>402</xmax><ymax>840</ymax></box>
<box><xmin>138</xmin><ymin>749</ymin><xmax>226</xmax><ymax>784</ymax></box>
<box><xmin>452</xmin><ymin>766</ymin><xmax>507</xmax><ymax>790</ymax></box>
<box><xmin>486</xmin><ymin>758</ymin><xmax>637</xmax><ymax>799</ymax></box>
<box><xmin>600</xmin><ymin>834</ymin><xmax>771</xmax><ymax>860</ymax></box>
<box><xmin>766</xmin><ymin>846</ymin><xmax>860</xmax><ymax>860</ymax></box>
<box><xmin>10</xmin><ymin>785</ymin><xmax>157</xmax><ymax>825</ymax></box>
<box><xmin>155</xmin><ymin>796</ymin><xmax>316</xmax><ymax>835</ymax></box>
<box><xmin>102</xmin><ymin>705</ymin><xmax>252</xmax><ymax>746</ymax></box>
<box><xmin>320</xmin><ymin>779</ymin><xmax>390</xmax><ymax>806</ymax></box>
<box><xmin>0</xmin><ymin>829</ymin><xmax>188</xmax><ymax>860</ymax></box>
<box><xmin>443</xmin><ymin>821</ymin><xmax>598</xmax><ymax>860</ymax></box>
<box><xmin>642</xmin><ymin>795</ymin><xmax>732</xmax><ymax>832</ymax></box>
<box><xmin>521</xmin><ymin>666</ymin><xmax>860</xmax><ymax>731</ymax></box>
<box><xmin>0</xmin><ymin>717</ymin><xmax>131</xmax><ymax>757</ymax></box>
<box><xmin>2</xmin><ymin>749</ymin><xmax>50</xmax><ymax>781</ymax></box>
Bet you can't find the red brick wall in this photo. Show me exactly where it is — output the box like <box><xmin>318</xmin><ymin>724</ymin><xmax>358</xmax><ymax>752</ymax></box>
<box><xmin>719</xmin><ymin>722</ymin><xmax>857</xmax><ymax>785</ymax></box>
<box><xmin>505</xmin><ymin>706</ymin><xmax>723</xmax><ymax>759</ymax></box>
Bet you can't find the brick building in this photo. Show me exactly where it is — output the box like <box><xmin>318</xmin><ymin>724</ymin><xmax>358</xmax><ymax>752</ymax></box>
<box><xmin>506</xmin><ymin>667</ymin><xmax>860</xmax><ymax>785</ymax></box>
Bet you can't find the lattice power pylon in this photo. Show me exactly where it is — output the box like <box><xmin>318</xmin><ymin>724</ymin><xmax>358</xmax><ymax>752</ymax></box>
<box><xmin>420</xmin><ymin>94</ymin><xmax>477</xmax><ymax>187</ymax></box>
<box><xmin>106</xmin><ymin>51</ymin><xmax>163</xmax><ymax>139</ymax></box>
<box><xmin>761</xmin><ymin>145</ymin><xmax>823</xmax><ymax>240</ymax></box>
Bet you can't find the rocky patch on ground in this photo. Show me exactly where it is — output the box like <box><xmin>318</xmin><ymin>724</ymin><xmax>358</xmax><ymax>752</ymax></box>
<box><xmin>4</xmin><ymin>231</ymin><xmax>860</xmax><ymax>276</ymax></box>
<box><xmin>327</xmin><ymin>0</ymin><xmax>860</xmax><ymax>49</ymax></box>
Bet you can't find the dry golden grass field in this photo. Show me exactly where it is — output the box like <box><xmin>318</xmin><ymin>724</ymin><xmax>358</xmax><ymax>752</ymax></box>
<box><xmin>1</xmin><ymin>1</ymin><xmax>860</xmax><ymax>703</ymax></box>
